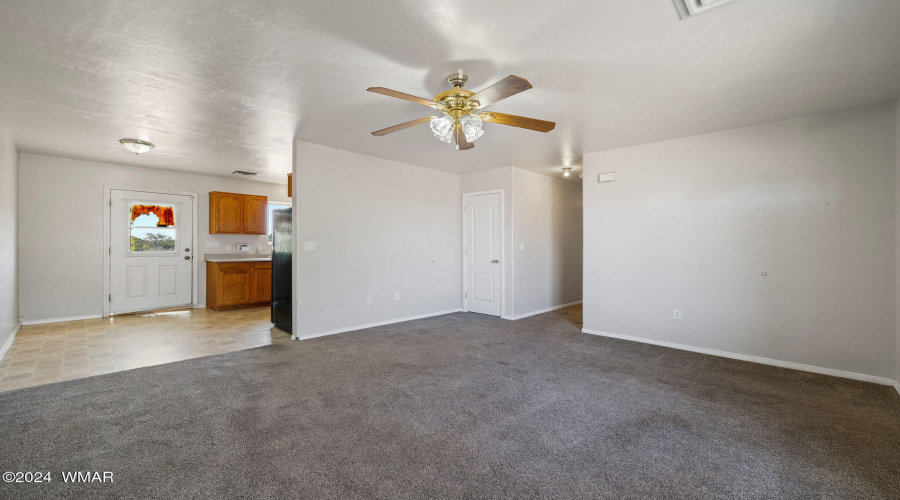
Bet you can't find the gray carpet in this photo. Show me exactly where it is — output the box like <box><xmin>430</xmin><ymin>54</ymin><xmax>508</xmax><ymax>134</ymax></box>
<box><xmin>1</xmin><ymin>306</ymin><xmax>899</xmax><ymax>499</ymax></box>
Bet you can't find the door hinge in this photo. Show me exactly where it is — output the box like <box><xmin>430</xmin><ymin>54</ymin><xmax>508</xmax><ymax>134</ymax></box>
<box><xmin>465</xmin><ymin>292</ymin><xmax>468</xmax><ymax>299</ymax></box>
<box><xmin>108</xmin><ymin>246</ymin><xmax>111</xmax><ymax>254</ymax></box>
<box><xmin>108</xmin><ymin>198</ymin><xmax>111</xmax><ymax>206</ymax></box>
<box><xmin>464</xmin><ymin>206</ymin><xmax>467</xmax><ymax>212</ymax></box>
<box><xmin>108</xmin><ymin>294</ymin><xmax>111</xmax><ymax>302</ymax></box>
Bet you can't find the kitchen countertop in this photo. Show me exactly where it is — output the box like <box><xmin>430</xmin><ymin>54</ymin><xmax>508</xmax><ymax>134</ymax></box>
<box><xmin>205</xmin><ymin>253</ymin><xmax>272</xmax><ymax>263</ymax></box>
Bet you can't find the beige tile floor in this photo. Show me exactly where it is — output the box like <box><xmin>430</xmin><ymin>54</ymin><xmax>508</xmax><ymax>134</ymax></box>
<box><xmin>0</xmin><ymin>306</ymin><xmax>291</xmax><ymax>392</ymax></box>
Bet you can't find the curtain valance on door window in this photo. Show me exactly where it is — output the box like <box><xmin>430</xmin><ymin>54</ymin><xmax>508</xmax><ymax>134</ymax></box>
<box><xmin>131</xmin><ymin>205</ymin><xmax>175</xmax><ymax>227</ymax></box>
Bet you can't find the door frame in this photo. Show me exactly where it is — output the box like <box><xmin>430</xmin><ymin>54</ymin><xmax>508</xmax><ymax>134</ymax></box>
<box><xmin>461</xmin><ymin>189</ymin><xmax>506</xmax><ymax>318</ymax></box>
<box><xmin>103</xmin><ymin>184</ymin><xmax>200</xmax><ymax>317</ymax></box>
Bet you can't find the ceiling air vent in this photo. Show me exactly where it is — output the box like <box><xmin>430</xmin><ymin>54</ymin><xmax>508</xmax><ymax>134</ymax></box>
<box><xmin>673</xmin><ymin>0</ymin><xmax>739</xmax><ymax>19</ymax></box>
<box><xmin>231</xmin><ymin>170</ymin><xmax>259</xmax><ymax>177</ymax></box>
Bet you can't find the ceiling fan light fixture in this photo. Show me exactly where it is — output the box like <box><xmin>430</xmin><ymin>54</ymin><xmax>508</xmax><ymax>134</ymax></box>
<box><xmin>430</xmin><ymin>115</ymin><xmax>455</xmax><ymax>143</ymax></box>
<box><xmin>369</xmin><ymin>72</ymin><xmax>554</xmax><ymax>151</ymax></box>
<box><xmin>119</xmin><ymin>138</ymin><xmax>154</xmax><ymax>154</ymax></box>
<box><xmin>563</xmin><ymin>167</ymin><xmax>572</xmax><ymax>177</ymax></box>
<box><xmin>459</xmin><ymin>114</ymin><xmax>484</xmax><ymax>142</ymax></box>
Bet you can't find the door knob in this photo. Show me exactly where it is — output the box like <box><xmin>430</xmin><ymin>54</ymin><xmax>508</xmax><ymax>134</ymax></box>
<box><xmin>491</xmin><ymin>259</ymin><xmax>499</xmax><ymax>263</ymax></box>
<box><xmin>185</xmin><ymin>248</ymin><xmax>190</xmax><ymax>252</ymax></box>
<box><xmin>184</xmin><ymin>256</ymin><xmax>191</xmax><ymax>260</ymax></box>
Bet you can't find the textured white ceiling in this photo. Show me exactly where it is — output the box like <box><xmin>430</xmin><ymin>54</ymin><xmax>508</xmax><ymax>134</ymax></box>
<box><xmin>0</xmin><ymin>0</ymin><xmax>899</xmax><ymax>185</ymax></box>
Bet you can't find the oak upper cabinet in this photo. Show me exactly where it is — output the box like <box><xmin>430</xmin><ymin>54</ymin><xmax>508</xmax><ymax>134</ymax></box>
<box><xmin>209</xmin><ymin>191</ymin><xmax>268</xmax><ymax>234</ymax></box>
<box><xmin>243</xmin><ymin>195</ymin><xmax>268</xmax><ymax>235</ymax></box>
<box><xmin>210</xmin><ymin>192</ymin><xmax>243</xmax><ymax>233</ymax></box>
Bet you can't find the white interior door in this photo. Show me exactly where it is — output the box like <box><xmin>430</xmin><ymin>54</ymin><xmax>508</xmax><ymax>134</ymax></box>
<box><xmin>465</xmin><ymin>192</ymin><xmax>502</xmax><ymax>316</ymax></box>
<box><xmin>110</xmin><ymin>189</ymin><xmax>194</xmax><ymax>314</ymax></box>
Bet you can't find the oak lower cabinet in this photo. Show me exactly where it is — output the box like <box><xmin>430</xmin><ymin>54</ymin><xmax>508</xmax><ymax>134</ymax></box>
<box><xmin>251</xmin><ymin>262</ymin><xmax>272</xmax><ymax>303</ymax></box>
<box><xmin>206</xmin><ymin>261</ymin><xmax>272</xmax><ymax>311</ymax></box>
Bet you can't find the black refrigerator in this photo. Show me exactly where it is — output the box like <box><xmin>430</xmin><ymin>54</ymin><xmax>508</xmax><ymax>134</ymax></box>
<box><xmin>271</xmin><ymin>208</ymin><xmax>292</xmax><ymax>333</ymax></box>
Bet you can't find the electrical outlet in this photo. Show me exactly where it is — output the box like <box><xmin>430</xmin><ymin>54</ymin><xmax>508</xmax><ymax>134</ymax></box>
<box><xmin>304</xmin><ymin>242</ymin><xmax>316</xmax><ymax>252</ymax></box>
<box><xmin>394</xmin><ymin>292</ymin><xmax>400</xmax><ymax>300</ymax></box>
<box><xmin>673</xmin><ymin>309</ymin><xmax>682</xmax><ymax>320</ymax></box>
<box><xmin>225</xmin><ymin>245</ymin><xmax>232</xmax><ymax>251</ymax></box>
<box><xmin>206</xmin><ymin>241</ymin><xmax>219</xmax><ymax>248</ymax></box>
<box><xmin>366</xmin><ymin>295</ymin><xmax>373</xmax><ymax>304</ymax></box>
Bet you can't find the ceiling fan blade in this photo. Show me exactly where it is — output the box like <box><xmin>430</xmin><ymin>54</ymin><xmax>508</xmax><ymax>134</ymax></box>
<box><xmin>371</xmin><ymin>116</ymin><xmax>438</xmax><ymax>136</ymax></box>
<box><xmin>367</xmin><ymin>87</ymin><xmax>437</xmax><ymax>107</ymax></box>
<box><xmin>455</xmin><ymin>126</ymin><xmax>474</xmax><ymax>150</ymax></box>
<box><xmin>478</xmin><ymin>112</ymin><xmax>555</xmax><ymax>133</ymax></box>
<box><xmin>465</xmin><ymin>75</ymin><xmax>533</xmax><ymax>109</ymax></box>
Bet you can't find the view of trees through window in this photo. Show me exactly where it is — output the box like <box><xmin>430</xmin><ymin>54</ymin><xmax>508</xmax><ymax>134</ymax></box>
<box><xmin>130</xmin><ymin>206</ymin><xmax>176</xmax><ymax>252</ymax></box>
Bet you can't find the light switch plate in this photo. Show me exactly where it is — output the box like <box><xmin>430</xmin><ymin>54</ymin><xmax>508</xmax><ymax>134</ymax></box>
<box><xmin>206</xmin><ymin>241</ymin><xmax>219</xmax><ymax>248</ymax></box>
<box><xmin>598</xmin><ymin>172</ymin><xmax>617</xmax><ymax>183</ymax></box>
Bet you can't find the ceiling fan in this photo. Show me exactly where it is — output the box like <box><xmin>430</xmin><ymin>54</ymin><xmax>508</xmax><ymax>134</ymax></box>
<box><xmin>368</xmin><ymin>73</ymin><xmax>555</xmax><ymax>151</ymax></box>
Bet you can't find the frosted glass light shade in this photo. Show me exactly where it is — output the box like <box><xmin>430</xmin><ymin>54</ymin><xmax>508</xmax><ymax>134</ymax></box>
<box><xmin>459</xmin><ymin>114</ymin><xmax>484</xmax><ymax>142</ymax></box>
<box><xmin>119</xmin><ymin>138</ymin><xmax>154</xmax><ymax>154</ymax></box>
<box><xmin>430</xmin><ymin>115</ymin><xmax>455</xmax><ymax>143</ymax></box>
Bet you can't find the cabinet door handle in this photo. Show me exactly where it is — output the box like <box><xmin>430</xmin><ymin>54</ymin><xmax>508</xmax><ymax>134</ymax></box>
<box><xmin>491</xmin><ymin>259</ymin><xmax>499</xmax><ymax>263</ymax></box>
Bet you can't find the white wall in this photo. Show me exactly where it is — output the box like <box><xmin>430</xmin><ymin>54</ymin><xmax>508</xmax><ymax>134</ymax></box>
<box><xmin>896</xmin><ymin>100</ymin><xmax>900</xmax><ymax>387</ymax></box>
<box><xmin>512</xmin><ymin>168</ymin><xmax>583</xmax><ymax>317</ymax></box>
<box><xmin>294</xmin><ymin>142</ymin><xmax>461</xmax><ymax>338</ymax></box>
<box><xmin>0</xmin><ymin>119</ymin><xmax>18</xmax><ymax>353</ymax></box>
<box><xmin>18</xmin><ymin>154</ymin><xmax>289</xmax><ymax>323</ymax></box>
<box><xmin>460</xmin><ymin>167</ymin><xmax>515</xmax><ymax>318</ymax></box>
<box><xmin>583</xmin><ymin>103</ymin><xmax>896</xmax><ymax>381</ymax></box>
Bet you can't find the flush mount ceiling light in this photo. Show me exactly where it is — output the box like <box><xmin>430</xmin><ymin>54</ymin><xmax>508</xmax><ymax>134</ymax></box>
<box><xmin>119</xmin><ymin>138</ymin><xmax>154</xmax><ymax>155</ymax></box>
<box><xmin>562</xmin><ymin>167</ymin><xmax>572</xmax><ymax>177</ymax></box>
<box><xmin>367</xmin><ymin>73</ymin><xmax>555</xmax><ymax>151</ymax></box>
<box><xmin>673</xmin><ymin>0</ymin><xmax>739</xmax><ymax>19</ymax></box>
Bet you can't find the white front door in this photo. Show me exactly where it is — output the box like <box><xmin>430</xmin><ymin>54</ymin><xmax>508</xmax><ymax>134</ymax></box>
<box><xmin>465</xmin><ymin>192</ymin><xmax>502</xmax><ymax>316</ymax></box>
<box><xmin>110</xmin><ymin>189</ymin><xmax>194</xmax><ymax>314</ymax></box>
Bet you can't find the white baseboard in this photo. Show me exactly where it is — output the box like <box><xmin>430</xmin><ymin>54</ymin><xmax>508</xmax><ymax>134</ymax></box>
<box><xmin>511</xmin><ymin>301</ymin><xmax>583</xmax><ymax>320</ymax></box>
<box><xmin>0</xmin><ymin>324</ymin><xmax>20</xmax><ymax>361</ymax></box>
<box><xmin>894</xmin><ymin>381</ymin><xmax>900</xmax><ymax>397</ymax></box>
<box><xmin>581</xmin><ymin>328</ymin><xmax>894</xmax><ymax>386</ymax></box>
<box><xmin>21</xmin><ymin>314</ymin><xmax>103</xmax><ymax>326</ymax></box>
<box><xmin>295</xmin><ymin>309</ymin><xmax>463</xmax><ymax>341</ymax></box>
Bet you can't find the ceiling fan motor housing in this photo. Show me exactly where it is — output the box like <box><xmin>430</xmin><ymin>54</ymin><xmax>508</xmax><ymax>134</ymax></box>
<box><xmin>434</xmin><ymin>74</ymin><xmax>479</xmax><ymax>120</ymax></box>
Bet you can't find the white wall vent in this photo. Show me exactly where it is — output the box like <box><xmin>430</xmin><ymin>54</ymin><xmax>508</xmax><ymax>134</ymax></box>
<box><xmin>673</xmin><ymin>0</ymin><xmax>740</xmax><ymax>19</ymax></box>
